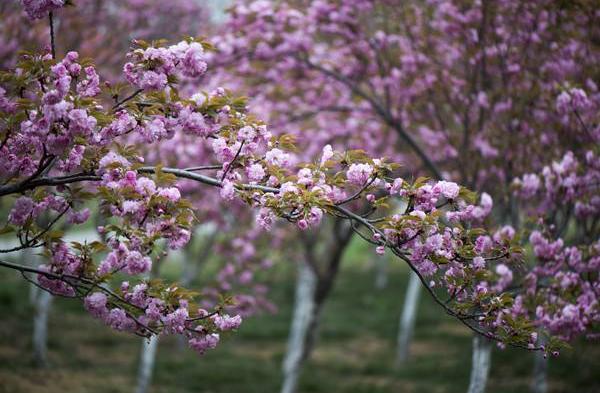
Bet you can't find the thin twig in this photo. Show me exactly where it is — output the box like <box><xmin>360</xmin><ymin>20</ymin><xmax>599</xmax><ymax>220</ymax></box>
<box><xmin>335</xmin><ymin>176</ymin><xmax>377</xmax><ymax>205</ymax></box>
<box><xmin>184</xmin><ymin>165</ymin><xmax>222</xmax><ymax>172</ymax></box>
<box><xmin>221</xmin><ymin>141</ymin><xmax>245</xmax><ymax>181</ymax></box>
<box><xmin>112</xmin><ymin>89</ymin><xmax>143</xmax><ymax>111</ymax></box>
<box><xmin>0</xmin><ymin>207</ymin><xmax>69</xmax><ymax>253</ymax></box>
<box><xmin>49</xmin><ymin>12</ymin><xmax>56</xmax><ymax>59</ymax></box>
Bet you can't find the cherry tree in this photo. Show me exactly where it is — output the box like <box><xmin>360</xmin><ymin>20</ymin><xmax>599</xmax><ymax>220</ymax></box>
<box><xmin>2</xmin><ymin>4</ymin><xmax>281</xmax><ymax>391</ymax></box>
<box><xmin>206</xmin><ymin>0</ymin><xmax>599</xmax><ymax>391</ymax></box>
<box><xmin>0</xmin><ymin>3</ymin><xmax>225</xmax><ymax>385</ymax></box>
<box><xmin>0</xmin><ymin>2</ymin><xmax>597</xmax><ymax>393</ymax></box>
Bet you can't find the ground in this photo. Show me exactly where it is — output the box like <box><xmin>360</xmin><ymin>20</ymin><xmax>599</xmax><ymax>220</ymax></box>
<box><xmin>0</xmin><ymin>239</ymin><xmax>598</xmax><ymax>393</ymax></box>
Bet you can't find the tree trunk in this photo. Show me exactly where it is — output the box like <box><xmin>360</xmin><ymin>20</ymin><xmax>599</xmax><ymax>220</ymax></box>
<box><xmin>281</xmin><ymin>220</ymin><xmax>353</xmax><ymax>393</ymax></box>
<box><xmin>32</xmin><ymin>290</ymin><xmax>53</xmax><ymax>367</ymax></box>
<box><xmin>531</xmin><ymin>345</ymin><xmax>548</xmax><ymax>393</ymax></box>
<box><xmin>24</xmin><ymin>247</ymin><xmax>40</xmax><ymax>304</ymax></box>
<box><xmin>281</xmin><ymin>260</ymin><xmax>318</xmax><ymax>393</ymax></box>
<box><xmin>395</xmin><ymin>271</ymin><xmax>422</xmax><ymax>365</ymax></box>
<box><xmin>467</xmin><ymin>335</ymin><xmax>492</xmax><ymax>393</ymax></box>
<box><xmin>134</xmin><ymin>243</ymin><xmax>168</xmax><ymax>393</ymax></box>
<box><xmin>374</xmin><ymin>255</ymin><xmax>388</xmax><ymax>290</ymax></box>
<box><xmin>135</xmin><ymin>335</ymin><xmax>160</xmax><ymax>393</ymax></box>
<box><xmin>207</xmin><ymin>0</ymin><xmax>231</xmax><ymax>23</ymax></box>
<box><xmin>24</xmin><ymin>246</ymin><xmax>53</xmax><ymax>368</ymax></box>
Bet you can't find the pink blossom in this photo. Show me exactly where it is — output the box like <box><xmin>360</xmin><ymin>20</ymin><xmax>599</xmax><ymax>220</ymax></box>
<box><xmin>256</xmin><ymin>208</ymin><xmax>276</xmax><ymax>230</ymax></box>
<box><xmin>124</xmin><ymin>251</ymin><xmax>152</xmax><ymax>275</ymax></box>
<box><xmin>98</xmin><ymin>151</ymin><xmax>130</xmax><ymax>170</ymax></box>
<box><xmin>67</xmin><ymin>208</ymin><xmax>90</xmax><ymax>224</ymax></box>
<box><xmin>307</xmin><ymin>207</ymin><xmax>323</xmax><ymax>226</ymax></box>
<box><xmin>188</xmin><ymin>333</ymin><xmax>220</xmax><ymax>354</ymax></box>
<box><xmin>297</xmin><ymin>219</ymin><xmax>309</xmax><ymax>230</ymax></box>
<box><xmin>122</xmin><ymin>200</ymin><xmax>142</xmax><ymax>216</ymax></box>
<box><xmin>212</xmin><ymin>314</ymin><xmax>242</xmax><ymax>331</ymax></box>
<box><xmin>238</xmin><ymin>126</ymin><xmax>257</xmax><ymax>141</ymax></box>
<box><xmin>84</xmin><ymin>292</ymin><xmax>109</xmax><ymax>318</ymax></box>
<box><xmin>168</xmin><ymin>228</ymin><xmax>191</xmax><ymax>250</ymax></box>
<box><xmin>20</xmin><ymin>0</ymin><xmax>65</xmax><ymax>20</ymax></box>
<box><xmin>158</xmin><ymin>187</ymin><xmax>181</xmax><ymax>202</ymax></box>
<box><xmin>265</xmin><ymin>148</ymin><xmax>290</xmax><ymax>167</ymax></box>
<box><xmin>76</xmin><ymin>67</ymin><xmax>100</xmax><ymax>97</ymax></box>
<box><xmin>145</xmin><ymin>298</ymin><xmax>165</xmax><ymax>322</ymax></box>
<box><xmin>320</xmin><ymin>144</ymin><xmax>334</xmax><ymax>165</ymax></box>
<box><xmin>297</xmin><ymin>168</ymin><xmax>313</xmax><ymax>185</ymax></box>
<box><xmin>8</xmin><ymin>196</ymin><xmax>35</xmax><ymax>226</ymax></box>
<box><xmin>140</xmin><ymin>71</ymin><xmax>168</xmax><ymax>91</ymax></box>
<box><xmin>220</xmin><ymin>180</ymin><xmax>236</xmax><ymax>200</ymax></box>
<box><xmin>388</xmin><ymin>178</ymin><xmax>403</xmax><ymax>195</ymax></box>
<box><xmin>436</xmin><ymin>181</ymin><xmax>460</xmax><ymax>199</ymax></box>
<box><xmin>472</xmin><ymin>256</ymin><xmax>486</xmax><ymax>269</ymax></box>
<box><xmin>181</xmin><ymin>108</ymin><xmax>209</xmax><ymax>136</ymax></box>
<box><xmin>181</xmin><ymin>42</ymin><xmax>207</xmax><ymax>77</ymax></box>
<box><xmin>105</xmin><ymin>308</ymin><xmax>136</xmax><ymax>331</ymax></box>
<box><xmin>162</xmin><ymin>306</ymin><xmax>189</xmax><ymax>334</ymax></box>
<box><xmin>247</xmin><ymin>163</ymin><xmax>265</xmax><ymax>182</ymax></box>
<box><xmin>346</xmin><ymin>163</ymin><xmax>373</xmax><ymax>185</ymax></box>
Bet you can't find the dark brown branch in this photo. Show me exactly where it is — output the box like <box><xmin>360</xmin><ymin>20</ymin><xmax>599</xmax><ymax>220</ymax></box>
<box><xmin>49</xmin><ymin>12</ymin><xmax>56</xmax><ymax>59</ymax></box>
<box><xmin>112</xmin><ymin>89</ymin><xmax>143</xmax><ymax>111</ymax></box>
<box><xmin>221</xmin><ymin>141</ymin><xmax>245</xmax><ymax>181</ymax></box>
<box><xmin>0</xmin><ymin>207</ymin><xmax>69</xmax><ymax>253</ymax></box>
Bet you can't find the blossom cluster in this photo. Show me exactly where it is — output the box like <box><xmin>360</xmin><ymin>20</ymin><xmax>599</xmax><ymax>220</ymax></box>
<box><xmin>84</xmin><ymin>286</ymin><xmax>242</xmax><ymax>354</ymax></box>
<box><xmin>0</xmin><ymin>44</ymin><xmax>247</xmax><ymax>353</ymax></box>
<box><xmin>21</xmin><ymin>0</ymin><xmax>64</xmax><ymax>20</ymax></box>
<box><xmin>124</xmin><ymin>39</ymin><xmax>208</xmax><ymax>91</ymax></box>
<box><xmin>1</xmin><ymin>51</ymin><xmax>99</xmax><ymax>180</ymax></box>
<box><xmin>507</xmin><ymin>88</ymin><xmax>600</xmax><ymax>348</ymax></box>
<box><xmin>523</xmin><ymin>231</ymin><xmax>599</xmax><ymax>341</ymax></box>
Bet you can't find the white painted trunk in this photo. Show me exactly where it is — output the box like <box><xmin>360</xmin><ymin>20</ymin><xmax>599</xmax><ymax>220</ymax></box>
<box><xmin>206</xmin><ymin>0</ymin><xmax>232</xmax><ymax>23</ymax></box>
<box><xmin>26</xmin><ymin>247</ymin><xmax>53</xmax><ymax>367</ymax></box>
<box><xmin>374</xmin><ymin>256</ymin><xmax>388</xmax><ymax>290</ymax></box>
<box><xmin>180</xmin><ymin>251</ymin><xmax>199</xmax><ymax>288</ymax></box>
<box><xmin>135</xmin><ymin>335</ymin><xmax>160</xmax><ymax>393</ymax></box>
<box><xmin>395</xmin><ymin>271</ymin><xmax>422</xmax><ymax>365</ymax></box>
<box><xmin>22</xmin><ymin>247</ymin><xmax>41</xmax><ymax>303</ymax></box>
<box><xmin>467</xmin><ymin>335</ymin><xmax>492</xmax><ymax>393</ymax></box>
<box><xmin>32</xmin><ymin>290</ymin><xmax>53</xmax><ymax>367</ymax></box>
<box><xmin>531</xmin><ymin>345</ymin><xmax>548</xmax><ymax>393</ymax></box>
<box><xmin>29</xmin><ymin>280</ymin><xmax>39</xmax><ymax>304</ymax></box>
<box><xmin>281</xmin><ymin>261</ymin><xmax>318</xmax><ymax>393</ymax></box>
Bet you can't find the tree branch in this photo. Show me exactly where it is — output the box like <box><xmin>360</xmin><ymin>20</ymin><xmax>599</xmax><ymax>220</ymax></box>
<box><xmin>49</xmin><ymin>12</ymin><xmax>56</xmax><ymax>59</ymax></box>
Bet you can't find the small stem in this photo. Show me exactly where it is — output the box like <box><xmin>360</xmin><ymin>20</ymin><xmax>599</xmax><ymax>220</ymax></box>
<box><xmin>49</xmin><ymin>12</ymin><xmax>56</xmax><ymax>59</ymax></box>
<box><xmin>335</xmin><ymin>176</ymin><xmax>377</xmax><ymax>205</ymax></box>
<box><xmin>220</xmin><ymin>141</ymin><xmax>245</xmax><ymax>182</ymax></box>
<box><xmin>184</xmin><ymin>165</ymin><xmax>222</xmax><ymax>172</ymax></box>
<box><xmin>112</xmin><ymin>89</ymin><xmax>144</xmax><ymax>111</ymax></box>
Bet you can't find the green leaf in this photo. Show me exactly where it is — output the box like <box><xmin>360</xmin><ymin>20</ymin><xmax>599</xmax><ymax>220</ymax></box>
<box><xmin>0</xmin><ymin>225</ymin><xmax>15</xmax><ymax>235</ymax></box>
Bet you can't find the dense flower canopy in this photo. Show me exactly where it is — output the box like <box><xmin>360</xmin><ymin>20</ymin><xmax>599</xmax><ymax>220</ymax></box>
<box><xmin>0</xmin><ymin>0</ymin><xmax>598</xmax><ymax>358</ymax></box>
<box><xmin>210</xmin><ymin>0</ymin><xmax>600</xmax><ymax>348</ymax></box>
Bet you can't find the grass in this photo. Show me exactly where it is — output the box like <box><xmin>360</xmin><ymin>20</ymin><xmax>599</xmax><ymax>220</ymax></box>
<box><xmin>0</xmin><ymin>240</ymin><xmax>599</xmax><ymax>393</ymax></box>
